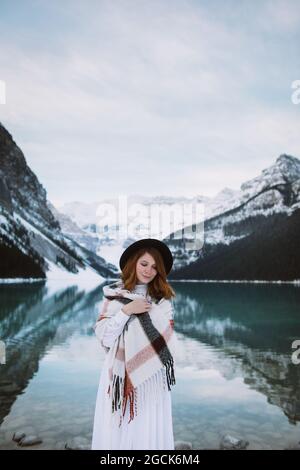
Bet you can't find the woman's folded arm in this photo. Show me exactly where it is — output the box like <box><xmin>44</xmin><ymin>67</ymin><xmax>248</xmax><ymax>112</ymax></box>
<box><xmin>94</xmin><ymin>308</ymin><xmax>130</xmax><ymax>349</ymax></box>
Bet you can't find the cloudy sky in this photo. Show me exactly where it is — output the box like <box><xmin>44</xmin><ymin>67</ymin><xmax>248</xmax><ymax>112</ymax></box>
<box><xmin>0</xmin><ymin>0</ymin><xmax>299</xmax><ymax>206</ymax></box>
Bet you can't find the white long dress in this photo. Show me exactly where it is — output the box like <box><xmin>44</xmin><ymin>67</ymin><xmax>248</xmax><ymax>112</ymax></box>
<box><xmin>91</xmin><ymin>283</ymin><xmax>175</xmax><ymax>450</ymax></box>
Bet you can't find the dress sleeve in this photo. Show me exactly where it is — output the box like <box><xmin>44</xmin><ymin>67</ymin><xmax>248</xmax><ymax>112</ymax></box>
<box><xmin>95</xmin><ymin>308</ymin><xmax>130</xmax><ymax>349</ymax></box>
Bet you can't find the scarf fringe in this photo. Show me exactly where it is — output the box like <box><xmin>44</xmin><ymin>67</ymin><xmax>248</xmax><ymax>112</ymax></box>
<box><xmin>165</xmin><ymin>357</ymin><xmax>176</xmax><ymax>391</ymax></box>
<box><xmin>107</xmin><ymin>366</ymin><xmax>175</xmax><ymax>428</ymax></box>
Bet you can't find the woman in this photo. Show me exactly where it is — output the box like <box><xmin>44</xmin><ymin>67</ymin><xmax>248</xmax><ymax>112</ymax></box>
<box><xmin>91</xmin><ymin>238</ymin><xmax>178</xmax><ymax>450</ymax></box>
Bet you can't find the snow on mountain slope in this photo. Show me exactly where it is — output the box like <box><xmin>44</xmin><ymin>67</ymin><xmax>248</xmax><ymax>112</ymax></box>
<box><xmin>54</xmin><ymin>152</ymin><xmax>300</xmax><ymax>282</ymax></box>
<box><xmin>0</xmin><ymin>122</ymin><xmax>117</xmax><ymax>280</ymax></box>
<box><xmin>168</xmin><ymin>154</ymin><xmax>300</xmax><ymax>280</ymax></box>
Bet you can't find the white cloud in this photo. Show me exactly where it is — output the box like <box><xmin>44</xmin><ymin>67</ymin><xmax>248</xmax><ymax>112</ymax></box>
<box><xmin>0</xmin><ymin>0</ymin><xmax>299</xmax><ymax>203</ymax></box>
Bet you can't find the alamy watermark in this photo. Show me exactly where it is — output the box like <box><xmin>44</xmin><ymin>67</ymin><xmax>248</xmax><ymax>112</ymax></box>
<box><xmin>291</xmin><ymin>80</ymin><xmax>300</xmax><ymax>104</ymax></box>
<box><xmin>95</xmin><ymin>196</ymin><xmax>205</xmax><ymax>251</ymax></box>
<box><xmin>291</xmin><ymin>340</ymin><xmax>300</xmax><ymax>365</ymax></box>
<box><xmin>0</xmin><ymin>340</ymin><xmax>6</xmax><ymax>365</ymax></box>
<box><xmin>0</xmin><ymin>80</ymin><xmax>6</xmax><ymax>104</ymax></box>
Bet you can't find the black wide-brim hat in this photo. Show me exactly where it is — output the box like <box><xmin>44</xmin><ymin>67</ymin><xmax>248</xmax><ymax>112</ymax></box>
<box><xmin>119</xmin><ymin>238</ymin><xmax>173</xmax><ymax>275</ymax></box>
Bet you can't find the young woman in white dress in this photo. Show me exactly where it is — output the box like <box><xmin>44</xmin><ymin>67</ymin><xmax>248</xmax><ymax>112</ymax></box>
<box><xmin>91</xmin><ymin>238</ymin><xmax>177</xmax><ymax>450</ymax></box>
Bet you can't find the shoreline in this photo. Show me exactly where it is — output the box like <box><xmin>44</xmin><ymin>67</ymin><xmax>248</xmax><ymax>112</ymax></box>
<box><xmin>1</xmin><ymin>277</ymin><xmax>300</xmax><ymax>286</ymax></box>
<box><xmin>170</xmin><ymin>279</ymin><xmax>300</xmax><ymax>285</ymax></box>
<box><xmin>105</xmin><ymin>277</ymin><xmax>300</xmax><ymax>285</ymax></box>
<box><xmin>0</xmin><ymin>278</ymin><xmax>46</xmax><ymax>284</ymax></box>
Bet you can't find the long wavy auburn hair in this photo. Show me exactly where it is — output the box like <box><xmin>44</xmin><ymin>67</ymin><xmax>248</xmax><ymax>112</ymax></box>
<box><xmin>120</xmin><ymin>247</ymin><xmax>176</xmax><ymax>301</ymax></box>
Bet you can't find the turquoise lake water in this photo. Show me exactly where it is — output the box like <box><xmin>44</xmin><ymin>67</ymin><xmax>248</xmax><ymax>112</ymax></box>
<box><xmin>0</xmin><ymin>280</ymin><xmax>299</xmax><ymax>450</ymax></box>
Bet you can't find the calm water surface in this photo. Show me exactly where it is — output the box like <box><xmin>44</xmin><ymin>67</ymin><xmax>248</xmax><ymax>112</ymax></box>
<box><xmin>0</xmin><ymin>281</ymin><xmax>299</xmax><ymax>450</ymax></box>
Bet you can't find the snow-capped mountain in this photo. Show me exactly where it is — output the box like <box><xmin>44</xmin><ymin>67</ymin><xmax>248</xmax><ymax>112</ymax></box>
<box><xmin>241</xmin><ymin>154</ymin><xmax>300</xmax><ymax>203</ymax></box>
<box><xmin>54</xmin><ymin>152</ymin><xmax>300</xmax><ymax>282</ymax></box>
<box><xmin>0</xmin><ymin>123</ymin><xmax>118</xmax><ymax>280</ymax></box>
<box><xmin>57</xmin><ymin>201</ymin><xmax>101</xmax><ymax>228</ymax></box>
<box><xmin>58</xmin><ymin>191</ymin><xmax>247</xmax><ymax>269</ymax></box>
<box><xmin>48</xmin><ymin>201</ymin><xmax>100</xmax><ymax>254</ymax></box>
<box><xmin>168</xmin><ymin>154</ymin><xmax>300</xmax><ymax>281</ymax></box>
<box><xmin>57</xmin><ymin>194</ymin><xmax>212</xmax><ymax>267</ymax></box>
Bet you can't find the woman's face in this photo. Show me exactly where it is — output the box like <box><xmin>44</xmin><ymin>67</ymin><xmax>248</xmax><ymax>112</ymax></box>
<box><xmin>136</xmin><ymin>252</ymin><xmax>157</xmax><ymax>284</ymax></box>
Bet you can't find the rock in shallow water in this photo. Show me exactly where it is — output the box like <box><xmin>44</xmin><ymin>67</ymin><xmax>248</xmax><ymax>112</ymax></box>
<box><xmin>12</xmin><ymin>431</ymin><xmax>26</xmax><ymax>443</ymax></box>
<box><xmin>18</xmin><ymin>435</ymin><xmax>43</xmax><ymax>447</ymax></box>
<box><xmin>175</xmin><ymin>441</ymin><xmax>193</xmax><ymax>450</ymax></box>
<box><xmin>65</xmin><ymin>437</ymin><xmax>90</xmax><ymax>450</ymax></box>
<box><xmin>220</xmin><ymin>434</ymin><xmax>249</xmax><ymax>450</ymax></box>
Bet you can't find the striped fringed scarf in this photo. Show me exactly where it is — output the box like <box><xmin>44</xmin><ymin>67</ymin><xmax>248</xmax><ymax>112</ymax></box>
<box><xmin>94</xmin><ymin>281</ymin><xmax>176</xmax><ymax>427</ymax></box>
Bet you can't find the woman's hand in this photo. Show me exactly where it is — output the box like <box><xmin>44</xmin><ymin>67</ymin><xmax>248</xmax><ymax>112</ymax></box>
<box><xmin>121</xmin><ymin>298</ymin><xmax>152</xmax><ymax>316</ymax></box>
